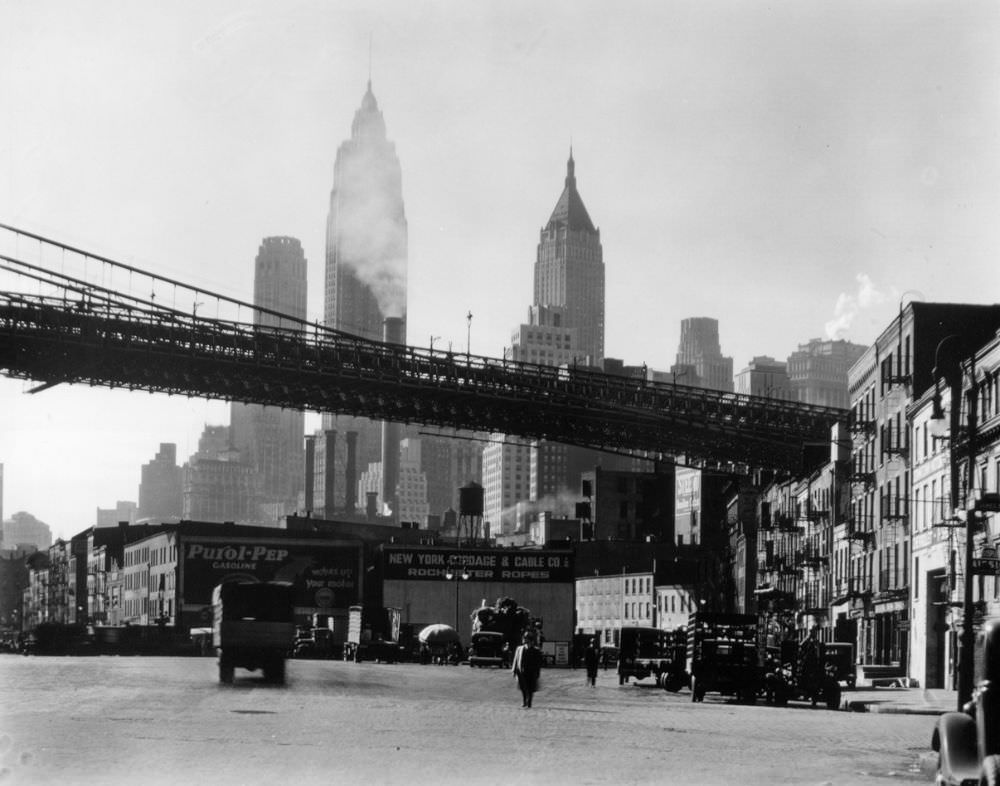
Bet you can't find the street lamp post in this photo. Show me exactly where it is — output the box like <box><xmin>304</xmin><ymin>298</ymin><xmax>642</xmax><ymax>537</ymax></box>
<box><xmin>445</xmin><ymin>557</ymin><xmax>470</xmax><ymax>634</ymax></box>
<box><xmin>930</xmin><ymin>335</ymin><xmax>981</xmax><ymax>709</ymax></box>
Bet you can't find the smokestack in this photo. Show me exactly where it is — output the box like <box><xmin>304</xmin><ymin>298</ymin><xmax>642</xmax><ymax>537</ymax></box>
<box><xmin>324</xmin><ymin>430</ymin><xmax>336</xmax><ymax>518</ymax></box>
<box><xmin>304</xmin><ymin>435</ymin><xmax>315</xmax><ymax>514</ymax></box>
<box><xmin>381</xmin><ymin>316</ymin><xmax>404</xmax><ymax>525</ymax></box>
<box><xmin>345</xmin><ymin>431</ymin><xmax>358</xmax><ymax>513</ymax></box>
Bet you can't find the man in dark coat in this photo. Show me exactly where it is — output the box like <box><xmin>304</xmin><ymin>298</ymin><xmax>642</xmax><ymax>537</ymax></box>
<box><xmin>511</xmin><ymin>633</ymin><xmax>543</xmax><ymax>707</ymax></box>
<box><xmin>583</xmin><ymin>639</ymin><xmax>600</xmax><ymax>686</ymax></box>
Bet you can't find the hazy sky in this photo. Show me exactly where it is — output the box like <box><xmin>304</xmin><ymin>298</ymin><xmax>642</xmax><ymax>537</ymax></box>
<box><xmin>2</xmin><ymin>1</ymin><xmax>999</xmax><ymax>541</ymax></box>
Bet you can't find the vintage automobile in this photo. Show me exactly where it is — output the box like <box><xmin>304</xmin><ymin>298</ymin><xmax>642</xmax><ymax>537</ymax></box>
<box><xmin>468</xmin><ymin>631</ymin><xmax>508</xmax><ymax>668</ymax></box>
<box><xmin>932</xmin><ymin>621</ymin><xmax>1000</xmax><ymax>785</ymax></box>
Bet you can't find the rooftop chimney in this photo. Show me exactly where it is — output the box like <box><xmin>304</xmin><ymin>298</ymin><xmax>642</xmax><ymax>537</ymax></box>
<box><xmin>380</xmin><ymin>316</ymin><xmax>405</xmax><ymax>525</ymax></box>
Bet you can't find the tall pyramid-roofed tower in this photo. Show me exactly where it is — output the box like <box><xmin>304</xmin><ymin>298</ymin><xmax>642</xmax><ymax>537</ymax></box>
<box><xmin>533</xmin><ymin>150</ymin><xmax>604</xmax><ymax>364</ymax></box>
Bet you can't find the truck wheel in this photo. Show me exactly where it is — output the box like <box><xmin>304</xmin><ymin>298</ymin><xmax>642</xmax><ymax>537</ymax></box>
<box><xmin>265</xmin><ymin>659</ymin><xmax>286</xmax><ymax>684</ymax></box>
<box><xmin>219</xmin><ymin>661</ymin><xmax>234</xmax><ymax>684</ymax></box>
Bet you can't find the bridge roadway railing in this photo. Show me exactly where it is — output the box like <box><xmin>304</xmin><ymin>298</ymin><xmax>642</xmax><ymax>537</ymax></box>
<box><xmin>0</xmin><ymin>292</ymin><xmax>847</xmax><ymax>473</ymax></box>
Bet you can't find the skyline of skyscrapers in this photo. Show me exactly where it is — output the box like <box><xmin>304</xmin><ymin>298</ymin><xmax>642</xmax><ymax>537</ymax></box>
<box><xmin>0</xmin><ymin>81</ymin><xmax>875</xmax><ymax>538</ymax></box>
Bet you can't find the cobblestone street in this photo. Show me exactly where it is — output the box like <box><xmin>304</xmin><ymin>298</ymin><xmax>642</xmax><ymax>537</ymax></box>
<box><xmin>0</xmin><ymin>656</ymin><xmax>939</xmax><ymax>785</ymax></box>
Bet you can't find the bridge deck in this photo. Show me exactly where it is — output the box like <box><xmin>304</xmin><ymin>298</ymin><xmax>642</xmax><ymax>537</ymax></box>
<box><xmin>0</xmin><ymin>293</ymin><xmax>846</xmax><ymax>473</ymax></box>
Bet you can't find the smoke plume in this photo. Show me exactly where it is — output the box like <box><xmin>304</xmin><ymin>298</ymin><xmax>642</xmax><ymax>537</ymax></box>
<box><xmin>824</xmin><ymin>273</ymin><xmax>896</xmax><ymax>340</ymax></box>
<box><xmin>334</xmin><ymin>122</ymin><xmax>408</xmax><ymax>319</ymax></box>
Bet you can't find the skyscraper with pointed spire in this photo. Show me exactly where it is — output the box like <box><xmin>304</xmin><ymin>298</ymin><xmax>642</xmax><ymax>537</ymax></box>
<box><xmin>320</xmin><ymin>80</ymin><xmax>408</xmax><ymax>516</ymax></box>
<box><xmin>483</xmin><ymin>152</ymin><xmax>608</xmax><ymax>535</ymax></box>
<box><xmin>534</xmin><ymin>150</ymin><xmax>605</xmax><ymax>364</ymax></box>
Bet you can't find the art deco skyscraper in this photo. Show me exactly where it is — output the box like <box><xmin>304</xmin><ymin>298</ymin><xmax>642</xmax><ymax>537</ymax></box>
<box><xmin>482</xmin><ymin>153</ymin><xmax>607</xmax><ymax>535</ymax></box>
<box><xmin>230</xmin><ymin>236</ymin><xmax>307</xmax><ymax>524</ymax></box>
<box><xmin>533</xmin><ymin>150</ymin><xmax>604</xmax><ymax>364</ymax></box>
<box><xmin>672</xmin><ymin>317</ymin><xmax>734</xmax><ymax>392</ymax></box>
<box><xmin>321</xmin><ymin>81</ymin><xmax>408</xmax><ymax>515</ymax></box>
<box><xmin>325</xmin><ymin>81</ymin><xmax>407</xmax><ymax>339</ymax></box>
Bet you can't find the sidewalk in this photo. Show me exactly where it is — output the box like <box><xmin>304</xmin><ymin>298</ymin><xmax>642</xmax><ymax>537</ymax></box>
<box><xmin>842</xmin><ymin>686</ymin><xmax>958</xmax><ymax>716</ymax></box>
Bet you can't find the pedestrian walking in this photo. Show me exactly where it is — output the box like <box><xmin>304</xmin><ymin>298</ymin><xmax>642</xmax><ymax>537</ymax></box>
<box><xmin>583</xmin><ymin>638</ymin><xmax>599</xmax><ymax>687</ymax></box>
<box><xmin>511</xmin><ymin>633</ymin><xmax>543</xmax><ymax>708</ymax></box>
<box><xmin>797</xmin><ymin>625</ymin><xmax>823</xmax><ymax>707</ymax></box>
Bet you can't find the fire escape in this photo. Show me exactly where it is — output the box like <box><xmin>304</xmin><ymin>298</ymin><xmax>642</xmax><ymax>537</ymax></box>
<box><xmin>797</xmin><ymin>502</ymin><xmax>831</xmax><ymax>620</ymax></box>
<box><xmin>755</xmin><ymin>500</ymin><xmax>801</xmax><ymax>632</ymax></box>
<box><xmin>840</xmin><ymin>406</ymin><xmax>875</xmax><ymax>612</ymax></box>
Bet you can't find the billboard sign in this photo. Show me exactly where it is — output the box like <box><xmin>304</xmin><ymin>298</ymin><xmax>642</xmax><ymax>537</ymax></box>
<box><xmin>382</xmin><ymin>547</ymin><xmax>573</xmax><ymax>583</ymax></box>
<box><xmin>181</xmin><ymin>537</ymin><xmax>361</xmax><ymax>609</ymax></box>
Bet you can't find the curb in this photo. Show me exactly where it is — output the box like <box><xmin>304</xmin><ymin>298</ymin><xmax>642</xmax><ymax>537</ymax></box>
<box><xmin>843</xmin><ymin>699</ymin><xmax>944</xmax><ymax>716</ymax></box>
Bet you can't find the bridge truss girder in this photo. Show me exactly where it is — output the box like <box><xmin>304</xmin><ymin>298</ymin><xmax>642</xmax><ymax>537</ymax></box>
<box><xmin>0</xmin><ymin>296</ymin><xmax>846</xmax><ymax>474</ymax></box>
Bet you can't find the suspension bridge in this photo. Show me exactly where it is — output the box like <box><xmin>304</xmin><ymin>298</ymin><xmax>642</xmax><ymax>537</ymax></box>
<box><xmin>0</xmin><ymin>223</ymin><xmax>846</xmax><ymax>474</ymax></box>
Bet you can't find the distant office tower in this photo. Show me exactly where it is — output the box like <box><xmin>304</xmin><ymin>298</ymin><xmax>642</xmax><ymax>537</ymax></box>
<box><xmin>231</xmin><ymin>237</ymin><xmax>307</xmax><ymax>523</ymax></box>
<box><xmin>418</xmin><ymin>434</ymin><xmax>485</xmax><ymax>520</ymax></box>
<box><xmin>355</xmin><ymin>439</ymin><xmax>430</xmax><ymax>525</ymax></box>
<box><xmin>672</xmin><ymin>317</ymin><xmax>734</xmax><ymax>392</ymax></box>
<box><xmin>2</xmin><ymin>511</ymin><xmax>52</xmax><ymax>550</ymax></box>
<box><xmin>482</xmin><ymin>436</ymin><xmax>532</xmax><ymax>536</ymax></box>
<box><xmin>534</xmin><ymin>151</ymin><xmax>604</xmax><ymax>364</ymax></box>
<box><xmin>509</xmin><ymin>305</ymin><xmax>579</xmax><ymax>365</ymax></box>
<box><xmin>322</xmin><ymin>80</ymin><xmax>408</xmax><ymax>517</ymax></box>
<box><xmin>397</xmin><ymin>439</ymin><xmax>430</xmax><ymax>526</ymax></box>
<box><xmin>505</xmin><ymin>305</ymin><xmax>583</xmax><ymax>502</ymax></box>
<box><xmin>787</xmin><ymin>338</ymin><xmax>868</xmax><ymax>409</ymax></box>
<box><xmin>182</xmin><ymin>425</ymin><xmax>257</xmax><ymax>525</ymax></box>
<box><xmin>734</xmin><ymin>356</ymin><xmax>792</xmax><ymax>399</ymax></box>
<box><xmin>138</xmin><ymin>443</ymin><xmax>182</xmax><ymax>521</ymax></box>
<box><xmin>95</xmin><ymin>501</ymin><xmax>137</xmax><ymax>528</ymax></box>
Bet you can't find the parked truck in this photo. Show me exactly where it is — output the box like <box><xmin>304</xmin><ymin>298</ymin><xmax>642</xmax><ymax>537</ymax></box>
<box><xmin>616</xmin><ymin>626</ymin><xmax>689</xmax><ymax>691</ymax></box>
<box><xmin>687</xmin><ymin>612</ymin><xmax>761</xmax><ymax>704</ymax></box>
<box><xmin>212</xmin><ymin>580</ymin><xmax>296</xmax><ymax>684</ymax></box>
<box><xmin>468</xmin><ymin>597</ymin><xmax>535</xmax><ymax>667</ymax></box>
<box><xmin>345</xmin><ymin>605</ymin><xmax>404</xmax><ymax>663</ymax></box>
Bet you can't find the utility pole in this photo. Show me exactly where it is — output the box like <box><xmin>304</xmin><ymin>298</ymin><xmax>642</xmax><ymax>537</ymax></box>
<box><xmin>958</xmin><ymin>353</ymin><xmax>979</xmax><ymax>709</ymax></box>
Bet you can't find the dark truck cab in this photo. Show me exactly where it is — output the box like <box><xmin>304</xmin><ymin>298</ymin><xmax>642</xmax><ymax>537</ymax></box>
<box><xmin>212</xmin><ymin>580</ymin><xmax>296</xmax><ymax>684</ymax></box>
